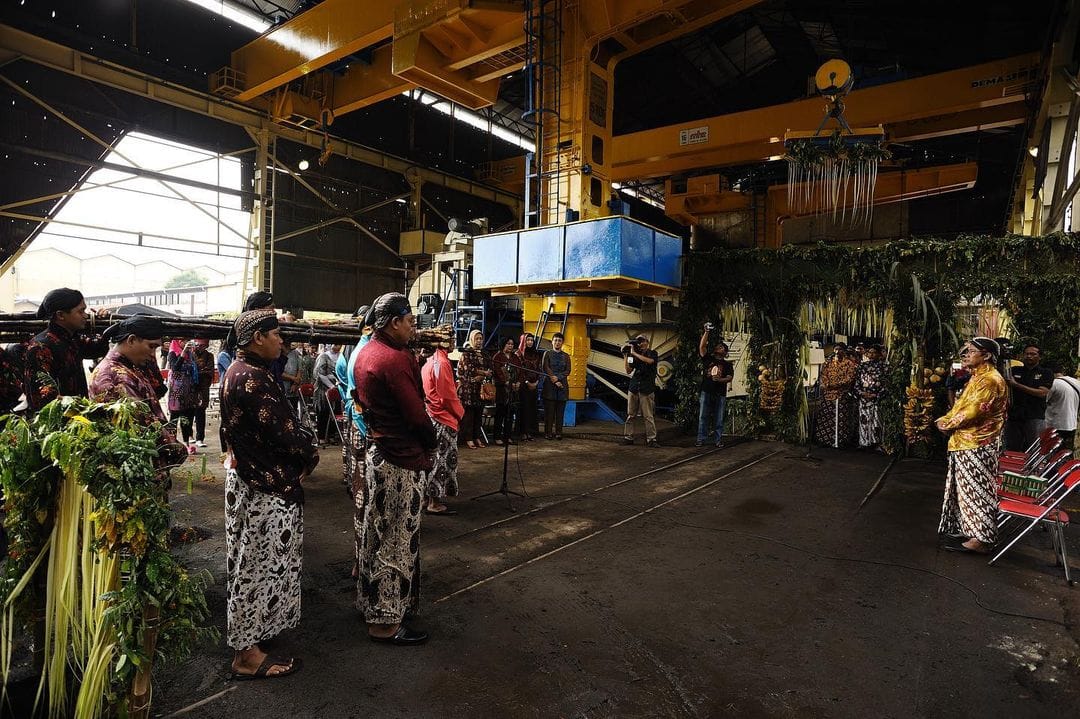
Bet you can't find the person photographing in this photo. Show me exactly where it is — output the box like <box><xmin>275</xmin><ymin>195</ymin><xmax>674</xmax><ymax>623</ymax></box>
<box><xmin>697</xmin><ymin>324</ymin><xmax>733</xmax><ymax>447</ymax></box>
<box><xmin>621</xmin><ymin>334</ymin><xmax>660</xmax><ymax>447</ymax></box>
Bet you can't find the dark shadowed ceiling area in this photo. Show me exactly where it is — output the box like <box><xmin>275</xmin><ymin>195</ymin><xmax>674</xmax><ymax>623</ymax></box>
<box><xmin>0</xmin><ymin>0</ymin><xmax>1068</xmax><ymax>280</ymax></box>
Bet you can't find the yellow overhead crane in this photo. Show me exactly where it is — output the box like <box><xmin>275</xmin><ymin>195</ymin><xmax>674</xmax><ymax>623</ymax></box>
<box><xmin>213</xmin><ymin>1</ymin><xmax>1046</xmax><ymax>403</ymax></box>
<box><xmin>611</xmin><ymin>53</ymin><xmax>1038</xmax><ymax>182</ymax></box>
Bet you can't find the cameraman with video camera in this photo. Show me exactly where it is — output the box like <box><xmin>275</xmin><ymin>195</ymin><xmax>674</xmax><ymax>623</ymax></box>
<box><xmin>621</xmin><ymin>334</ymin><xmax>660</xmax><ymax>447</ymax></box>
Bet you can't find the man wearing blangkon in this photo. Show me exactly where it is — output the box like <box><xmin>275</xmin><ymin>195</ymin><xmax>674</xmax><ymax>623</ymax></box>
<box><xmin>622</xmin><ymin>334</ymin><xmax>660</xmax><ymax>447</ymax></box>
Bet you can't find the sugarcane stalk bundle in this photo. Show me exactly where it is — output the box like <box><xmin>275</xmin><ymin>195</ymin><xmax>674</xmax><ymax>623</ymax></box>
<box><xmin>413</xmin><ymin>324</ymin><xmax>455</xmax><ymax>352</ymax></box>
<box><xmin>0</xmin><ymin>397</ymin><xmax>215</xmax><ymax>718</ymax></box>
<box><xmin>0</xmin><ymin>312</ymin><xmax>364</xmax><ymax>344</ymax></box>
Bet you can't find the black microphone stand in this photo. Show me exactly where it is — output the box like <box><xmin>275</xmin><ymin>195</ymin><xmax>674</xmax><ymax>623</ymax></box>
<box><xmin>473</xmin><ymin>366</ymin><xmax>535</xmax><ymax>512</ymax></box>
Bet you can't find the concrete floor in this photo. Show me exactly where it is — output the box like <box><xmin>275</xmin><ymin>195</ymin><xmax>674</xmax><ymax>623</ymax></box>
<box><xmin>141</xmin><ymin>420</ymin><xmax>1080</xmax><ymax>717</ymax></box>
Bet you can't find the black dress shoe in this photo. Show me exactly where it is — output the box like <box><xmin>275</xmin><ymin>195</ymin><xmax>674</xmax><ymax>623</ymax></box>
<box><xmin>369</xmin><ymin>624</ymin><xmax>429</xmax><ymax>645</ymax></box>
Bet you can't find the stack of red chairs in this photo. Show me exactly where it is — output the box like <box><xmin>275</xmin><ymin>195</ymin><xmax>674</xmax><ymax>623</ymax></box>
<box><xmin>989</xmin><ymin>428</ymin><xmax>1079</xmax><ymax>584</ymax></box>
<box><xmin>990</xmin><ymin>463</ymin><xmax>1080</xmax><ymax>585</ymax></box>
<box><xmin>998</xmin><ymin>427</ymin><xmax>1060</xmax><ymax>474</ymax></box>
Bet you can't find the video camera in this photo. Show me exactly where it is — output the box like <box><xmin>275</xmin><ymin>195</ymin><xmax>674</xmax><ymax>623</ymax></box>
<box><xmin>621</xmin><ymin>337</ymin><xmax>645</xmax><ymax>356</ymax></box>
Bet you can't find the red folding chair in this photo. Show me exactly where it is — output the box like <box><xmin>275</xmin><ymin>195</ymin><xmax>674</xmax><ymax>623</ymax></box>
<box><xmin>989</xmin><ymin>465</ymin><xmax>1080</xmax><ymax>585</ymax></box>
<box><xmin>999</xmin><ymin>427</ymin><xmax>1060</xmax><ymax>473</ymax></box>
<box><xmin>296</xmin><ymin>383</ymin><xmax>317</xmax><ymax>431</ymax></box>
<box><xmin>998</xmin><ymin>450</ymin><xmax>1075</xmax><ymax>503</ymax></box>
<box><xmin>324</xmin><ymin>386</ymin><xmax>346</xmax><ymax>444</ymax></box>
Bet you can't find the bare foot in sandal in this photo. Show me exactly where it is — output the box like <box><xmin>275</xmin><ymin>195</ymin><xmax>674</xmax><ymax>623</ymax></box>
<box><xmin>231</xmin><ymin>646</ymin><xmax>299</xmax><ymax>680</ymax></box>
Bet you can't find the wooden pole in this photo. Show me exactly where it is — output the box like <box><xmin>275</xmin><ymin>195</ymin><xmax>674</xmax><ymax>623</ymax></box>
<box><xmin>127</xmin><ymin>604</ymin><xmax>160</xmax><ymax>719</ymax></box>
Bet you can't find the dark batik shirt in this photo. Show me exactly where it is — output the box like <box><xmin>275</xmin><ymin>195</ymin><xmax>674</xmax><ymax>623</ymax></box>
<box><xmin>854</xmin><ymin>359</ymin><xmax>887</xmax><ymax>399</ymax></box>
<box><xmin>24</xmin><ymin>322</ymin><xmax>108</xmax><ymax>412</ymax></box>
<box><xmin>89</xmin><ymin>349</ymin><xmax>188</xmax><ymax>468</ymax></box>
<box><xmin>354</xmin><ymin>331</ymin><xmax>437</xmax><ymax>471</ymax></box>
<box><xmin>0</xmin><ymin>343</ymin><xmax>26</xmax><ymax>413</ymax></box>
<box><xmin>220</xmin><ymin>351</ymin><xmax>319</xmax><ymax>504</ymax></box>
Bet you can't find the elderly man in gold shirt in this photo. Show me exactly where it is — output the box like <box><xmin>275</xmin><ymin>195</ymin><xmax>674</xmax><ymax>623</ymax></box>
<box><xmin>935</xmin><ymin>337</ymin><xmax>1008</xmax><ymax>554</ymax></box>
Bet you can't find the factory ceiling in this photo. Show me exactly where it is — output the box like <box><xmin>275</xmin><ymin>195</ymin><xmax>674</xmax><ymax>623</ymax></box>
<box><xmin>0</xmin><ymin>0</ymin><xmax>1069</xmax><ymax>272</ymax></box>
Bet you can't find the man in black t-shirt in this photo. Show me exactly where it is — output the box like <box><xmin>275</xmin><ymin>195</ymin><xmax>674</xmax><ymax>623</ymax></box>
<box><xmin>622</xmin><ymin>335</ymin><xmax>660</xmax><ymax>447</ymax></box>
<box><xmin>697</xmin><ymin>327</ymin><xmax>734</xmax><ymax>447</ymax></box>
<box><xmin>1004</xmin><ymin>343</ymin><xmax>1054</xmax><ymax>451</ymax></box>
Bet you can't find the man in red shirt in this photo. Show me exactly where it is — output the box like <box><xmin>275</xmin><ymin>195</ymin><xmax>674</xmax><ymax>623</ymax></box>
<box><xmin>353</xmin><ymin>293</ymin><xmax>437</xmax><ymax>645</ymax></box>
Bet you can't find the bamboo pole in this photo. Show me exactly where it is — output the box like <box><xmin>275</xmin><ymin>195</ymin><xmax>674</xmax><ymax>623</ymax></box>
<box><xmin>126</xmin><ymin>605</ymin><xmax>160</xmax><ymax>719</ymax></box>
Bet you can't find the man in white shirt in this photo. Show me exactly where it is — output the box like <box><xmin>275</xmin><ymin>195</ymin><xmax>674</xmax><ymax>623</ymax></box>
<box><xmin>1045</xmin><ymin>363</ymin><xmax>1080</xmax><ymax>449</ymax></box>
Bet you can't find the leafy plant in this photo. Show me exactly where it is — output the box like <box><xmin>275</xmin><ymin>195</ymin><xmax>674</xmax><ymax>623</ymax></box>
<box><xmin>0</xmin><ymin>397</ymin><xmax>215</xmax><ymax>718</ymax></box>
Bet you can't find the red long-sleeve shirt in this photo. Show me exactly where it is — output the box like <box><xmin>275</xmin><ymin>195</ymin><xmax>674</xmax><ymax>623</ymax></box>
<box><xmin>353</xmin><ymin>331</ymin><xmax>437</xmax><ymax>471</ymax></box>
<box><xmin>422</xmin><ymin>348</ymin><xmax>465</xmax><ymax>432</ymax></box>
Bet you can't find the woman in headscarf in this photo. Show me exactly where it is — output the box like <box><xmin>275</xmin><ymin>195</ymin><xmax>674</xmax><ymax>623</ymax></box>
<box><xmin>456</xmin><ymin>329</ymin><xmax>492</xmax><ymax>449</ymax></box>
<box><xmin>491</xmin><ymin>336</ymin><xmax>521</xmax><ymax>446</ymax></box>
<box><xmin>515</xmin><ymin>333</ymin><xmax>542</xmax><ymax>441</ymax></box>
<box><xmin>220</xmin><ymin>308</ymin><xmax>318</xmax><ymax>679</ymax></box>
<box><xmin>935</xmin><ymin>337</ymin><xmax>1008</xmax><ymax>554</ymax></box>
<box><xmin>813</xmin><ymin>344</ymin><xmax>859</xmax><ymax>447</ymax></box>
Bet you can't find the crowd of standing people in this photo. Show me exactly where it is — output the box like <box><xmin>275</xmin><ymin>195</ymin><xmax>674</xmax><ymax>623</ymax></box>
<box><xmin>5</xmin><ymin>287</ymin><xmax>1078</xmax><ymax>679</ymax></box>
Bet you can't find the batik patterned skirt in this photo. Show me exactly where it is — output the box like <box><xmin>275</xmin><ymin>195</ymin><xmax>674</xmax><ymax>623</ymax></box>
<box><xmin>356</xmin><ymin>443</ymin><xmax>426</xmax><ymax>624</ymax></box>
<box><xmin>427</xmin><ymin>418</ymin><xmax>459</xmax><ymax>499</ymax></box>
<box><xmin>342</xmin><ymin>421</ymin><xmax>366</xmax><ymax>499</ymax></box>
<box><xmin>858</xmin><ymin>398</ymin><xmax>882</xmax><ymax>447</ymax></box>
<box><xmin>939</xmin><ymin>442</ymin><xmax>1000</xmax><ymax>545</ymax></box>
<box><xmin>350</xmin><ymin>430</ymin><xmax>367</xmax><ymax>571</ymax></box>
<box><xmin>341</xmin><ymin>420</ymin><xmax>353</xmax><ymax>492</ymax></box>
<box><xmin>814</xmin><ymin>397</ymin><xmax>857</xmax><ymax>447</ymax></box>
<box><xmin>225</xmin><ymin>469</ymin><xmax>304</xmax><ymax>650</ymax></box>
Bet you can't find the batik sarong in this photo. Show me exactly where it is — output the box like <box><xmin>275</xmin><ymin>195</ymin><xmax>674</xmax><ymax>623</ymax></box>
<box><xmin>938</xmin><ymin>443</ymin><xmax>999</xmax><ymax>545</ymax></box>
<box><xmin>427</xmin><ymin>418</ymin><xmax>459</xmax><ymax>500</ymax></box>
<box><xmin>341</xmin><ymin>420</ymin><xmax>353</xmax><ymax>493</ymax></box>
<box><xmin>351</xmin><ymin>431</ymin><xmax>367</xmax><ymax>574</ymax></box>
<box><xmin>356</xmin><ymin>443</ymin><xmax>426</xmax><ymax>624</ymax></box>
<box><xmin>814</xmin><ymin>397</ymin><xmax>856</xmax><ymax>447</ymax></box>
<box><xmin>858</xmin><ymin>398</ymin><xmax>882</xmax><ymax>447</ymax></box>
<box><xmin>225</xmin><ymin>469</ymin><xmax>304</xmax><ymax>649</ymax></box>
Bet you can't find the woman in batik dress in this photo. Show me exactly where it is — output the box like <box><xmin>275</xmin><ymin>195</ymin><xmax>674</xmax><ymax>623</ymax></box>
<box><xmin>814</xmin><ymin>345</ymin><xmax>859</xmax><ymax>447</ymax></box>
<box><xmin>854</xmin><ymin>345</ymin><xmax>887</xmax><ymax>449</ymax></box>
<box><xmin>456</xmin><ymin>329</ymin><xmax>492</xmax><ymax>449</ymax></box>
<box><xmin>935</xmin><ymin>337</ymin><xmax>1007</xmax><ymax>554</ymax></box>
<box><xmin>515</xmin><ymin>333</ymin><xmax>542</xmax><ymax>441</ymax></box>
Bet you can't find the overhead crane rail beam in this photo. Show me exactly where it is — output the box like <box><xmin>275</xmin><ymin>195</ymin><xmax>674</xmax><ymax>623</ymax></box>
<box><xmin>0</xmin><ymin>24</ymin><xmax>522</xmax><ymax>215</ymax></box>
<box><xmin>610</xmin><ymin>53</ymin><xmax>1039</xmax><ymax>182</ymax></box>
